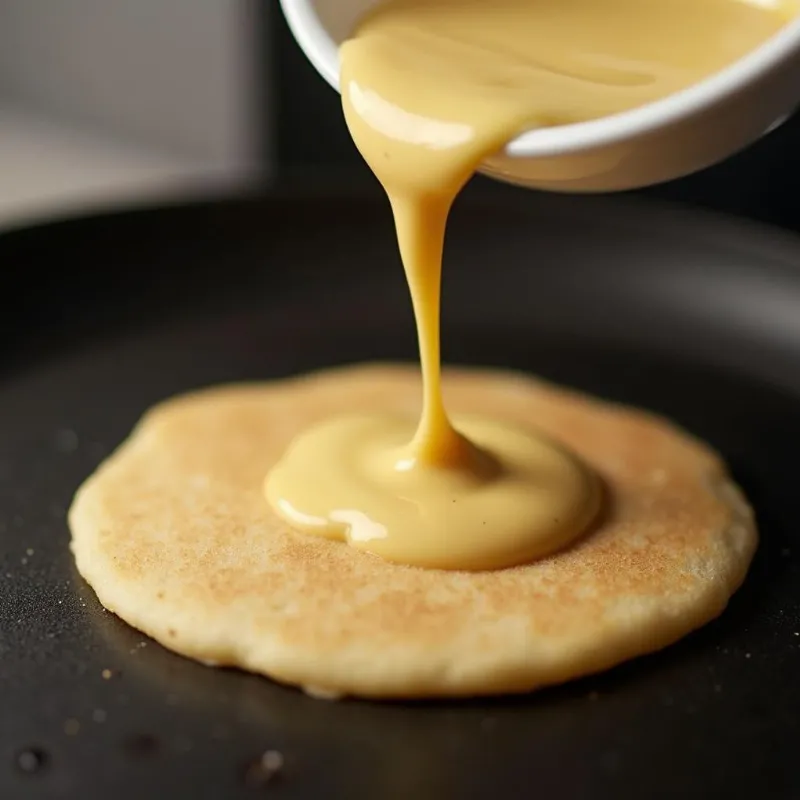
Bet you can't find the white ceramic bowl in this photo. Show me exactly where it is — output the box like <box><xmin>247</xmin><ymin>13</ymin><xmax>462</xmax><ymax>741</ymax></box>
<box><xmin>280</xmin><ymin>0</ymin><xmax>800</xmax><ymax>192</ymax></box>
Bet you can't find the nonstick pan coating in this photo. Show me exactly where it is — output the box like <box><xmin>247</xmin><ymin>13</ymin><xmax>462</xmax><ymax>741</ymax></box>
<box><xmin>1</xmin><ymin>188</ymin><xmax>799</xmax><ymax>799</ymax></box>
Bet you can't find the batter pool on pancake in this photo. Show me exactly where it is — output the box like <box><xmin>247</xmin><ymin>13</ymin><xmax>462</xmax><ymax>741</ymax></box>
<box><xmin>266</xmin><ymin>413</ymin><xmax>601</xmax><ymax>570</ymax></box>
<box><xmin>264</xmin><ymin>0</ymin><xmax>791</xmax><ymax>569</ymax></box>
<box><xmin>69</xmin><ymin>365</ymin><xmax>757</xmax><ymax>700</ymax></box>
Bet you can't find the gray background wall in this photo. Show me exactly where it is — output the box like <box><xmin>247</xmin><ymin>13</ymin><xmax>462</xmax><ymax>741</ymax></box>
<box><xmin>0</xmin><ymin>0</ymin><xmax>262</xmax><ymax>170</ymax></box>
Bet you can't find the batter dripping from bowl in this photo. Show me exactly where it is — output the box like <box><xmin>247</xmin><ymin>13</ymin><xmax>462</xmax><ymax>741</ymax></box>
<box><xmin>266</xmin><ymin>0</ymin><xmax>790</xmax><ymax>570</ymax></box>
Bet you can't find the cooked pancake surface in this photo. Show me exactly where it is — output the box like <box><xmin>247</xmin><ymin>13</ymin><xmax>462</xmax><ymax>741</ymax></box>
<box><xmin>69</xmin><ymin>364</ymin><xmax>756</xmax><ymax>699</ymax></box>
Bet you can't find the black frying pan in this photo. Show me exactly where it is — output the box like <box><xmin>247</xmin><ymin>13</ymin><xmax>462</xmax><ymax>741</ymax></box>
<box><xmin>2</xmin><ymin>185</ymin><xmax>799</xmax><ymax>799</ymax></box>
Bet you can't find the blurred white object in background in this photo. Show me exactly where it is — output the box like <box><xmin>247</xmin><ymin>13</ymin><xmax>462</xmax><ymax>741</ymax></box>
<box><xmin>0</xmin><ymin>0</ymin><xmax>266</xmax><ymax>229</ymax></box>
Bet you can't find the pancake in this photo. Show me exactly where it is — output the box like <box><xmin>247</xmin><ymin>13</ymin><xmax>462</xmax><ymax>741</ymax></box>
<box><xmin>69</xmin><ymin>364</ymin><xmax>756</xmax><ymax>700</ymax></box>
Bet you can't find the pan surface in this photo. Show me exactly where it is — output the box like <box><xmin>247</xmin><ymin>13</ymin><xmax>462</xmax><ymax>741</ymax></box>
<box><xmin>1</xmin><ymin>186</ymin><xmax>800</xmax><ymax>799</ymax></box>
